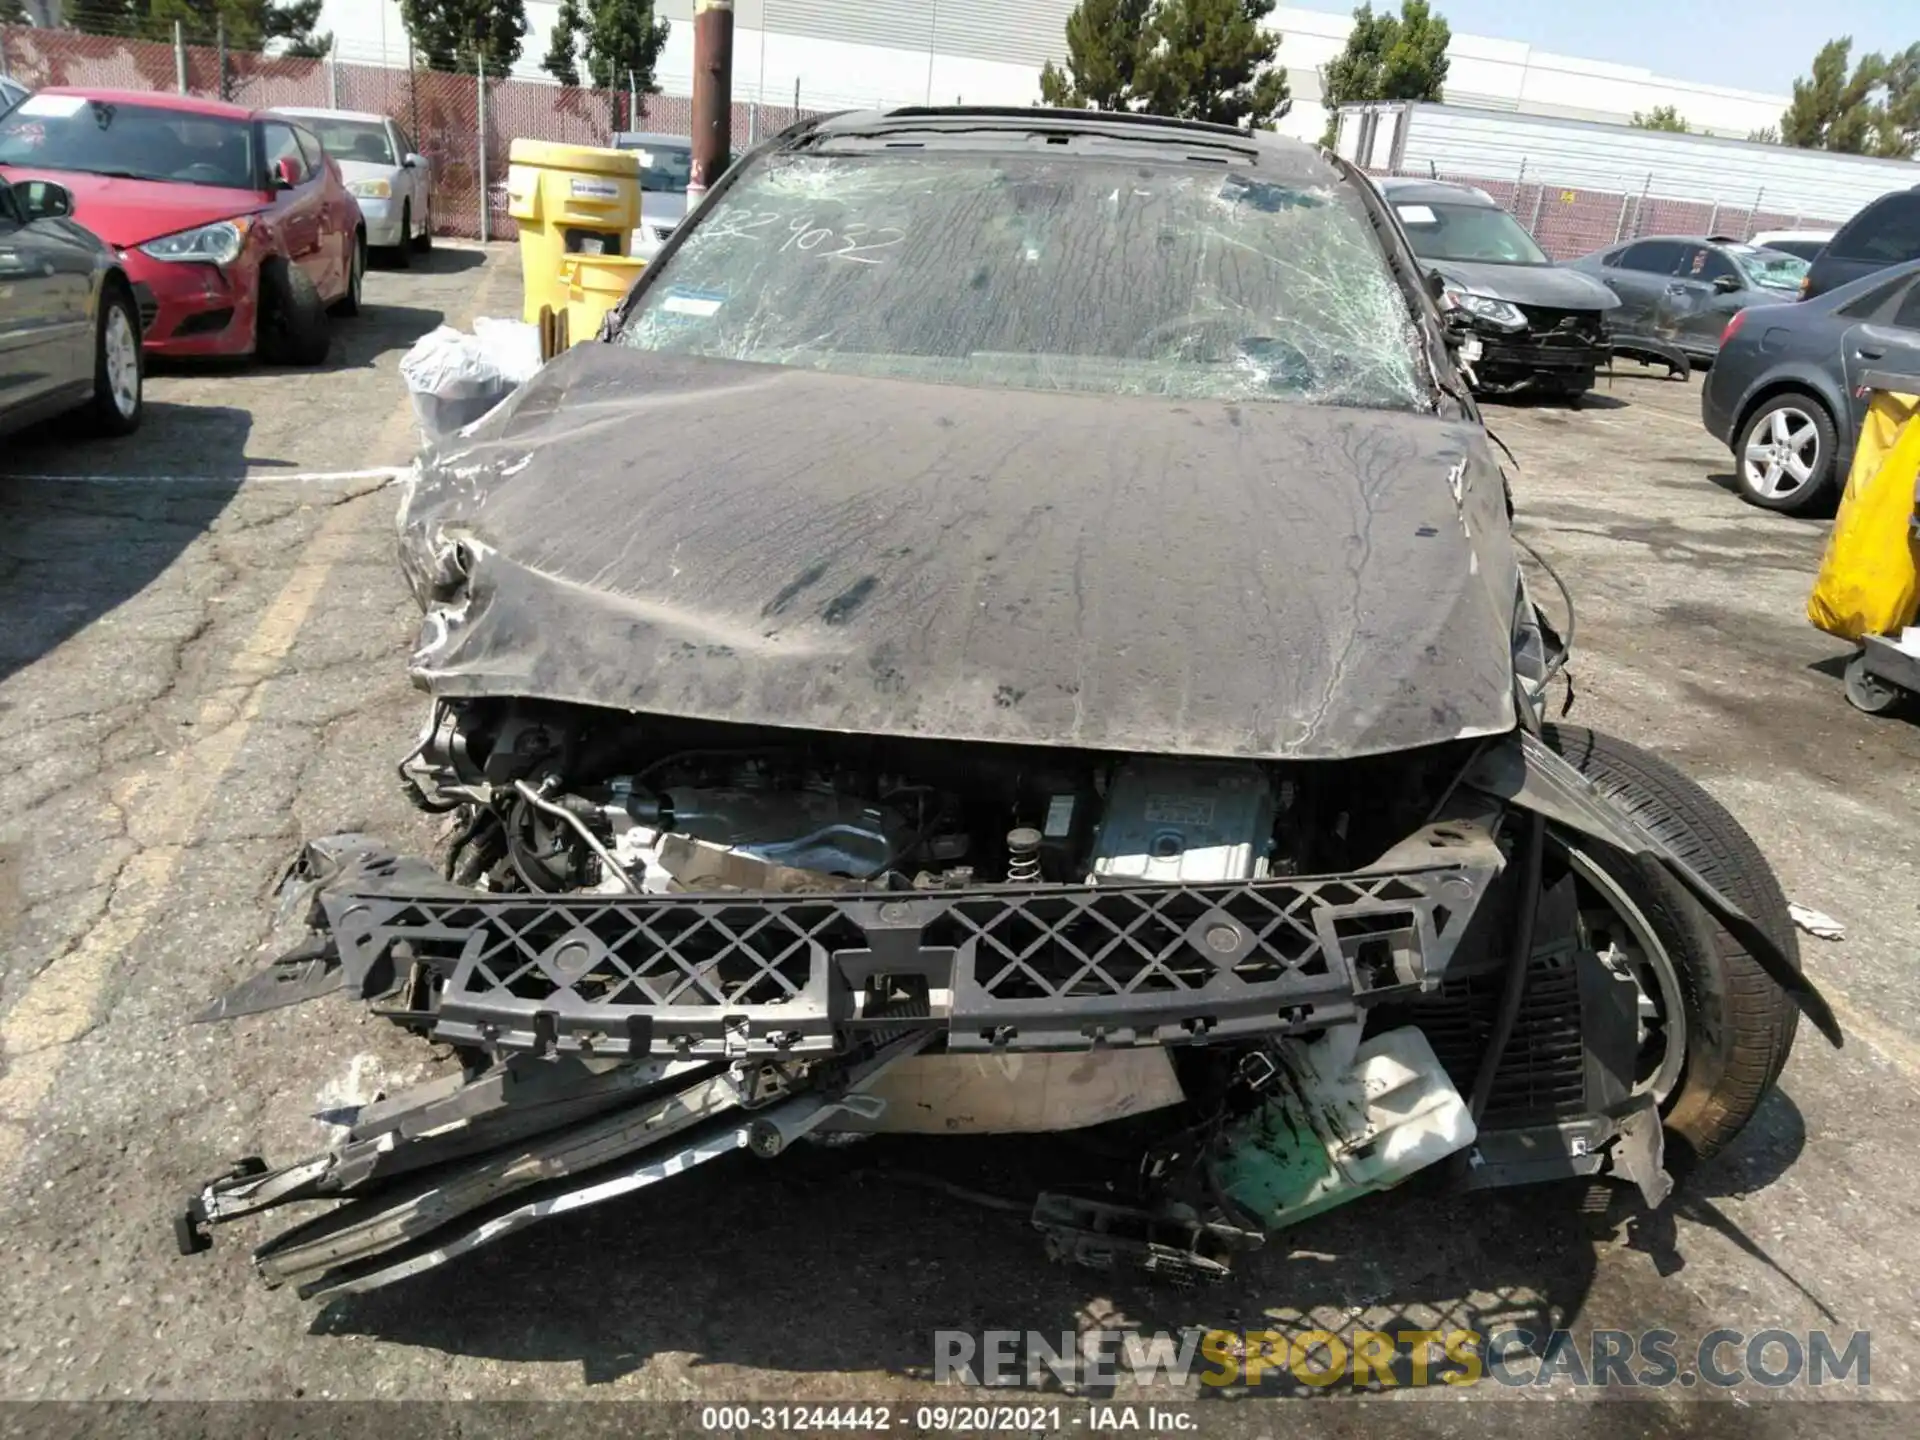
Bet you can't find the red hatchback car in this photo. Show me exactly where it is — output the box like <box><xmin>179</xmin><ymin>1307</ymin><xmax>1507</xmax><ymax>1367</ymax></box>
<box><xmin>0</xmin><ymin>87</ymin><xmax>365</xmax><ymax>365</ymax></box>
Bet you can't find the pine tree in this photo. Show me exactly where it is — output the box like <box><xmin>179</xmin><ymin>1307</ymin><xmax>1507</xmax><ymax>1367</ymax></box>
<box><xmin>0</xmin><ymin>0</ymin><xmax>27</xmax><ymax>25</ymax></box>
<box><xmin>1131</xmin><ymin>0</ymin><xmax>1290</xmax><ymax>130</ymax></box>
<box><xmin>542</xmin><ymin>0</ymin><xmax>667</xmax><ymax>123</ymax></box>
<box><xmin>64</xmin><ymin>0</ymin><xmax>143</xmax><ymax>37</ymax></box>
<box><xmin>141</xmin><ymin>0</ymin><xmax>328</xmax><ymax>53</ymax></box>
<box><xmin>1631</xmin><ymin>105</ymin><xmax>1688</xmax><ymax>132</ymax></box>
<box><xmin>400</xmin><ymin>0</ymin><xmax>527</xmax><ymax>75</ymax></box>
<box><xmin>1780</xmin><ymin>38</ymin><xmax>1885</xmax><ymax>154</ymax></box>
<box><xmin>1037</xmin><ymin>0</ymin><xmax>1151</xmax><ymax>110</ymax></box>
<box><xmin>542</xmin><ymin>0</ymin><xmax>584</xmax><ymax>85</ymax></box>
<box><xmin>1319</xmin><ymin>2</ymin><xmax>1448</xmax><ymax>143</ymax></box>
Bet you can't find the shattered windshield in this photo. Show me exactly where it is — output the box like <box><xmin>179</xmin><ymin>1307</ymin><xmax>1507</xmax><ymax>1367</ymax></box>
<box><xmin>1730</xmin><ymin>243</ymin><xmax>1809</xmax><ymax>291</ymax></box>
<box><xmin>616</xmin><ymin>152</ymin><xmax>1431</xmax><ymax>410</ymax></box>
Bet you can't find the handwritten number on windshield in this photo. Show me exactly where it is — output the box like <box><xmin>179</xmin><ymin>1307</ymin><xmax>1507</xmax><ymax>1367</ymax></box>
<box><xmin>706</xmin><ymin>209</ymin><xmax>904</xmax><ymax>263</ymax></box>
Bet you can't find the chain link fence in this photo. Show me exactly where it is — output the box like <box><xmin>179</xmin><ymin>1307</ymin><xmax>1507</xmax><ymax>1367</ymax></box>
<box><xmin>0</xmin><ymin>23</ymin><xmax>828</xmax><ymax>240</ymax></box>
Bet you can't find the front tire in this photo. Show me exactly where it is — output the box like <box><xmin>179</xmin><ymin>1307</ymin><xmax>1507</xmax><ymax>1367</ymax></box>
<box><xmin>1542</xmin><ymin>725</ymin><xmax>1800</xmax><ymax>1167</ymax></box>
<box><xmin>84</xmin><ymin>283</ymin><xmax>143</xmax><ymax>437</ymax></box>
<box><xmin>1734</xmin><ymin>394</ymin><xmax>1837</xmax><ymax>515</ymax></box>
<box><xmin>257</xmin><ymin>259</ymin><xmax>332</xmax><ymax>367</ymax></box>
<box><xmin>413</xmin><ymin>201</ymin><xmax>433</xmax><ymax>253</ymax></box>
<box><xmin>393</xmin><ymin>203</ymin><xmax>413</xmax><ymax>269</ymax></box>
<box><xmin>332</xmin><ymin>232</ymin><xmax>365</xmax><ymax>317</ymax></box>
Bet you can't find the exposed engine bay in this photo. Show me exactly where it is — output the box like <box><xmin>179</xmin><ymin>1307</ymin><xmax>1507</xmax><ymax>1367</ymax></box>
<box><xmin>178</xmin><ymin>698</ymin><xmax>1838</xmax><ymax>1300</ymax></box>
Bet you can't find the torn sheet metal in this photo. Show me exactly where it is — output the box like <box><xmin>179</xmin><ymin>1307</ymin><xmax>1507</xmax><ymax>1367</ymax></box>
<box><xmin>1464</xmin><ymin>730</ymin><xmax>1841</xmax><ymax>1047</ymax></box>
<box><xmin>396</xmin><ymin>342</ymin><xmax>1521</xmax><ymax>762</ymax></box>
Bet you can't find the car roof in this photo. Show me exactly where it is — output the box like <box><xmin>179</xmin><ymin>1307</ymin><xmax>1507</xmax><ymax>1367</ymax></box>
<box><xmin>614</xmin><ymin>131</ymin><xmax>690</xmax><ymax>147</ymax></box>
<box><xmin>796</xmin><ymin>106</ymin><xmax>1334</xmax><ymax>180</ymax></box>
<box><xmin>1375</xmin><ymin>175</ymin><xmax>1496</xmax><ymax>206</ymax></box>
<box><xmin>37</xmin><ymin>86</ymin><xmax>260</xmax><ymax>121</ymax></box>
<box><xmin>273</xmin><ymin>106</ymin><xmax>390</xmax><ymax>125</ymax></box>
<box><xmin>1751</xmin><ymin>228</ymin><xmax>1833</xmax><ymax>241</ymax></box>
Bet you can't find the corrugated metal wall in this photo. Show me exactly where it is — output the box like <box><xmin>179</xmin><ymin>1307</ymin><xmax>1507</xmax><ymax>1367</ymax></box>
<box><xmin>934</xmin><ymin>0</ymin><xmax>1077</xmax><ymax>68</ymax></box>
<box><xmin>1375</xmin><ymin>102</ymin><xmax>1919</xmax><ymax>219</ymax></box>
<box><xmin>762</xmin><ymin>0</ymin><xmax>936</xmax><ymax>55</ymax></box>
<box><xmin>762</xmin><ymin>0</ymin><xmax>1074</xmax><ymax>68</ymax></box>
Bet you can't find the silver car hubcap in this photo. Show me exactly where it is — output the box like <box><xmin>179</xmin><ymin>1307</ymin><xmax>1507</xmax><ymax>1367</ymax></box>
<box><xmin>1562</xmin><ymin>841</ymin><xmax>1688</xmax><ymax>1104</ymax></box>
<box><xmin>1743</xmin><ymin>406</ymin><xmax>1820</xmax><ymax>500</ymax></box>
<box><xmin>105</xmin><ymin>306</ymin><xmax>139</xmax><ymax>418</ymax></box>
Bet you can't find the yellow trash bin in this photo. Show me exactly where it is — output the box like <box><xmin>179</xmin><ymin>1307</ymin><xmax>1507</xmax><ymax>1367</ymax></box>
<box><xmin>560</xmin><ymin>255</ymin><xmax>649</xmax><ymax>346</ymax></box>
<box><xmin>1807</xmin><ymin>388</ymin><xmax>1920</xmax><ymax>642</ymax></box>
<box><xmin>505</xmin><ymin>138</ymin><xmax>642</xmax><ymax>323</ymax></box>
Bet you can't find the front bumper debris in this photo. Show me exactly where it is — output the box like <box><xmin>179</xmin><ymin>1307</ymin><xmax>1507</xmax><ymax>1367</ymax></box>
<box><xmin>205</xmin><ymin>821</ymin><xmax>1505</xmax><ymax>1062</ymax></box>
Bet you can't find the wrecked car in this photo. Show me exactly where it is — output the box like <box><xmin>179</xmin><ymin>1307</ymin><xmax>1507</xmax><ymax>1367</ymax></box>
<box><xmin>179</xmin><ymin>107</ymin><xmax>1838</xmax><ymax>1299</ymax></box>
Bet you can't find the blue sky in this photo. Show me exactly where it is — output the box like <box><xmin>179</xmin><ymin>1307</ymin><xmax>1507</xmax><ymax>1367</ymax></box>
<box><xmin>1425</xmin><ymin>0</ymin><xmax>1914</xmax><ymax>96</ymax></box>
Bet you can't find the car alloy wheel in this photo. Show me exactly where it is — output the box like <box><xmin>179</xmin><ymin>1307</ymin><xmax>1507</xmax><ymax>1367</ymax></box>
<box><xmin>104</xmin><ymin>303</ymin><xmax>140</xmax><ymax>420</ymax></box>
<box><xmin>1742</xmin><ymin>404</ymin><xmax>1822</xmax><ymax>502</ymax></box>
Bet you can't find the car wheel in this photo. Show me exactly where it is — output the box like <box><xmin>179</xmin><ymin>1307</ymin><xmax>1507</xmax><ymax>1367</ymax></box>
<box><xmin>333</xmin><ymin>232</ymin><xmax>365</xmax><ymax>317</ymax></box>
<box><xmin>413</xmin><ymin>201</ymin><xmax>433</xmax><ymax>253</ymax></box>
<box><xmin>393</xmin><ymin>203</ymin><xmax>413</xmax><ymax>270</ymax></box>
<box><xmin>1541</xmin><ymin>725</ymin><xmax>1800</xmax><ymax>1169</ymax></box>
<box><xmin>258</xmin><ymin>258</ymin><xmax>332</xmax><ymax>367</ymax></box>
<box><xmin>84</xmin><ymin>283</ymin><xmax>143</xmax><ymax>437</ymax></box>
<box><xmin>1734</xmin><ymin>394</ymin><xmax>1837</xmax><ymax>514</ymax></box>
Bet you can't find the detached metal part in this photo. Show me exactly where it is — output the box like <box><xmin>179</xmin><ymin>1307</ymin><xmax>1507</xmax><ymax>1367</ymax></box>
<box><xmin>181</xmin><ymin>1031</ymin><xmax>931</xmax><ymax>1298</ymax></box>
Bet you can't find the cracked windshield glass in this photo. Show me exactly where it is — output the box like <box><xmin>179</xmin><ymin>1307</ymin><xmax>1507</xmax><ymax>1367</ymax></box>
<box><xmin>617</xmin><ymin>153</ymin><xmax>1430</xmax><ymax>410</ymax></box>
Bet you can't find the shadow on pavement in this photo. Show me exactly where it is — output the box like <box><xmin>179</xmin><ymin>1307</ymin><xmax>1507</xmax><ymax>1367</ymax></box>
<box><xmin>0</xmin><ymin>403</ymin><xmax>251</xmax><ymax>683</ymax></box>
<box><xmin>306</xmin><ymin>1094</ymin><xmax>1816</xmax><ymax>1391</ymax></box>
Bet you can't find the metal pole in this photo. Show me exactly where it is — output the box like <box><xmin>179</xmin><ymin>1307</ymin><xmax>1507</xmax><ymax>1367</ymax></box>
<box><xmin>748</xmin><ymin>101</ymin><xmax>758</xmax><ymax>145</ymax></box>
<box><xmin>793</xmin><ymin>76</ymin><xmax>800</xmax><ymax>114</ymax></box>
<box><xmin>1707</xmin><ymin>198</ymin><xmax>1720</xmax><ymax>235</ymax></box>
<box><xmin>1528</xmin><ymin>184</ymin><xmax>1545</xmax><ymax>234</ymax></box>
<box><xmin>628</xmin><ymin>68</ymin><xmax>637</xmax><ymax>131</ymax></box>
<box><xmin>477</xmin><ymin>54</ymin><xmax>489</xmax><ymax>244</ymax></box>
<box><xmin>327</xmin><ymin>37</ymin><xmax>339</xmax><ymax>107</ymax></box>
<box><xmin>688</xmin><ymin>0</ymin><xmax>734</xmax><ymax>200</ymax></box>
<box><xmin>174</xmin><ymin>21</ymin><xmax>187</xmax><ymax>94</ymax></box>
<box><xmin>1614</xmin><ymin>192</ymin><xmax>1631</xmax><ymax>243</ymax></box>
<box><xmin>216</xmin><ymin>16</ymin><xmax>228</xmax><ymax>104</ymax></box>
<box><xmin>924</xmin><ymin>0</ymin><xmax>937</xmax><ymax>105</ymax></box>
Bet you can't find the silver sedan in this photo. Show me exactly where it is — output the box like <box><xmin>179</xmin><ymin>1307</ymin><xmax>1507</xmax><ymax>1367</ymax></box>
<box><xmin>273</xmin><ymin>106</ymin><xmax>434</xmax><ymax>263</ymax></box>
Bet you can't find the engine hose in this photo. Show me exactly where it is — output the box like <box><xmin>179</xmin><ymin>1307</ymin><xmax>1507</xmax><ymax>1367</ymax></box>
<box><xmin>511</xmin><ymin>779</ymin><xmax>640</xmax><ymax>895</ymax></box>
<box><xmin>1467</xmin><ymin>810</ymin><xmax>1546</xmax><ymax>1124</ymax></box>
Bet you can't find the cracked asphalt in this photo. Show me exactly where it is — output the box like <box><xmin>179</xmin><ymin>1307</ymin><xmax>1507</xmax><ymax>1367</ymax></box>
<box><xmin>0</xmin><ymin>253</ymin><xmax>1915</xmax><ymax>1426</ymax></box>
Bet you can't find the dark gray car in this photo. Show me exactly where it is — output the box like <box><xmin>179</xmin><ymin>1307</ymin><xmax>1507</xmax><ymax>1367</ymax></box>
<box><xmin>1567</xmin><ymin>236</ymin><xmax>1808</xmax><ymax>361</ymax></box>
<box><xmin>0</xmin><ymin>176</ymin><xmax>144</xmax><ymax>442</ymax></box>
<box><xmin>1701</xmin><ymin>258</ymin><xmax>1920</xmax><ymax>514</ymax></box>
<box><xmin>1803</xmin><ymin>187</ymin><xmax>1920</xmax><ymax>300</ymax></box>
<box><xmin>1377</xmin><ymin>176</ymin><xmax>1618</xmax><ymax>402</ymax></box>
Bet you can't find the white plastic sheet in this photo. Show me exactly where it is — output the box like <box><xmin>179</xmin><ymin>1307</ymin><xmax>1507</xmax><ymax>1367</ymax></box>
<box><xmin>400</xmin><ymin>319</ymin><xmax>543</xmax><ymax>443</ymax></box>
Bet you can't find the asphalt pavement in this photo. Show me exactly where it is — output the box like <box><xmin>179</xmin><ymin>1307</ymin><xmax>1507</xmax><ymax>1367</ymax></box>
<box><xmin>0</xmin><ymin>254</ymin><xmax>1915</xmax><ymax>1425</ymax></box>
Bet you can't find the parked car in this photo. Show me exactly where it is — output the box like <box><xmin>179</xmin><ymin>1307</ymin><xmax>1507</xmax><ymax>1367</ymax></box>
<box><xmin>612</xmin><ymin>130</ymin><xmax>690</xmax><ymax>260</ymax></box>
<box><xmin>1802</xmin><ymin>188</ymin><xmax>1920</xmax><ymax>300</ymax></box>
<box><xmin>182</xmin><ymin>108</ymin><xmax>1834</xmax><ymax>1298</ymax></box>
<box><xmin>1701</xmin><ymin>258</ymin><xmax>1920</xmax><ymax>514</ymax></box>
<box><xmin>0</xmin><ymin>88</ymin><xmax>364</xmax><ymax>366</ymax></box>
<box><xmin>1566</xmin><ymin>235</ymin><xmax>1808</xmax><ymax>362</ymax></box>
<box><xmin>0</xmin><ymin>175</ymin><xmax>143</xmax><ymax>439</ymax></box>
<box><xmin>0</xmin><ymin>77</ymin><xmax>27</xmax><ymax>120</ymax></box>
<box><xmin>1749</xmin><ymin>228</ymin><xmax>1833</xmax><ymax>263</ymax></box>
<box><xmin>1376</xmin><ymin>176</ymin><xmax>1618</xmax><ymax>402</ymax></box>
<box><xmin>273</xmin><ymin>105</ymin><xmax>432</xmax><ymax>265</ymax></box>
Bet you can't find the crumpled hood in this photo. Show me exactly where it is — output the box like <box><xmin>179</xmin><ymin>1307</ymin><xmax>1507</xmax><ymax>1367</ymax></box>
<box><xmin>398</xmin><ymin>345</ymin><xmax>1521</xmax><ymax>761</ymax></box>
<box><xmin>0</xmin><ymin>166</ymin><xmax>265</xmax><ymax>247</ymax></box>
<box><xmin>1428</xmin><ymin>258</ymin><xmax>1620</xmax><ymax>313</ymax></box>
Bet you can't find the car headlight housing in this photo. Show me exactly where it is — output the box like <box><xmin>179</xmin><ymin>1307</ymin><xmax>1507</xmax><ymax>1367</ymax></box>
<box><xmin>139</xmin><ymin>217</ymin><xmax>252</xmax><ymax>266</ymax></box>
<box><xmin>1442</xmin><ymin>284</ymin><xmax>1526</xmax><ymax>331</ymax></box>
<box><xmin>348</xmin><ymin>179</ymin><xmax>392</xmax><ymax>200</ymax></box>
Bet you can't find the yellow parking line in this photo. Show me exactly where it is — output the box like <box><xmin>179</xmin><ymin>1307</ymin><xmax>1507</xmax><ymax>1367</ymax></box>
<box><xmin>0</xmin><ymin>258</ymin><xmax>512</xmax><ymax>1177</ymax></box>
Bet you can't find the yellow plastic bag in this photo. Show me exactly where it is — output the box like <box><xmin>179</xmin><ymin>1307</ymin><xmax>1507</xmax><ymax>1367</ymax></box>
<box><xmin>1807</xmin><ymin>390</ymin><xmax>1920</xmax><ymax>641</ymax></box>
